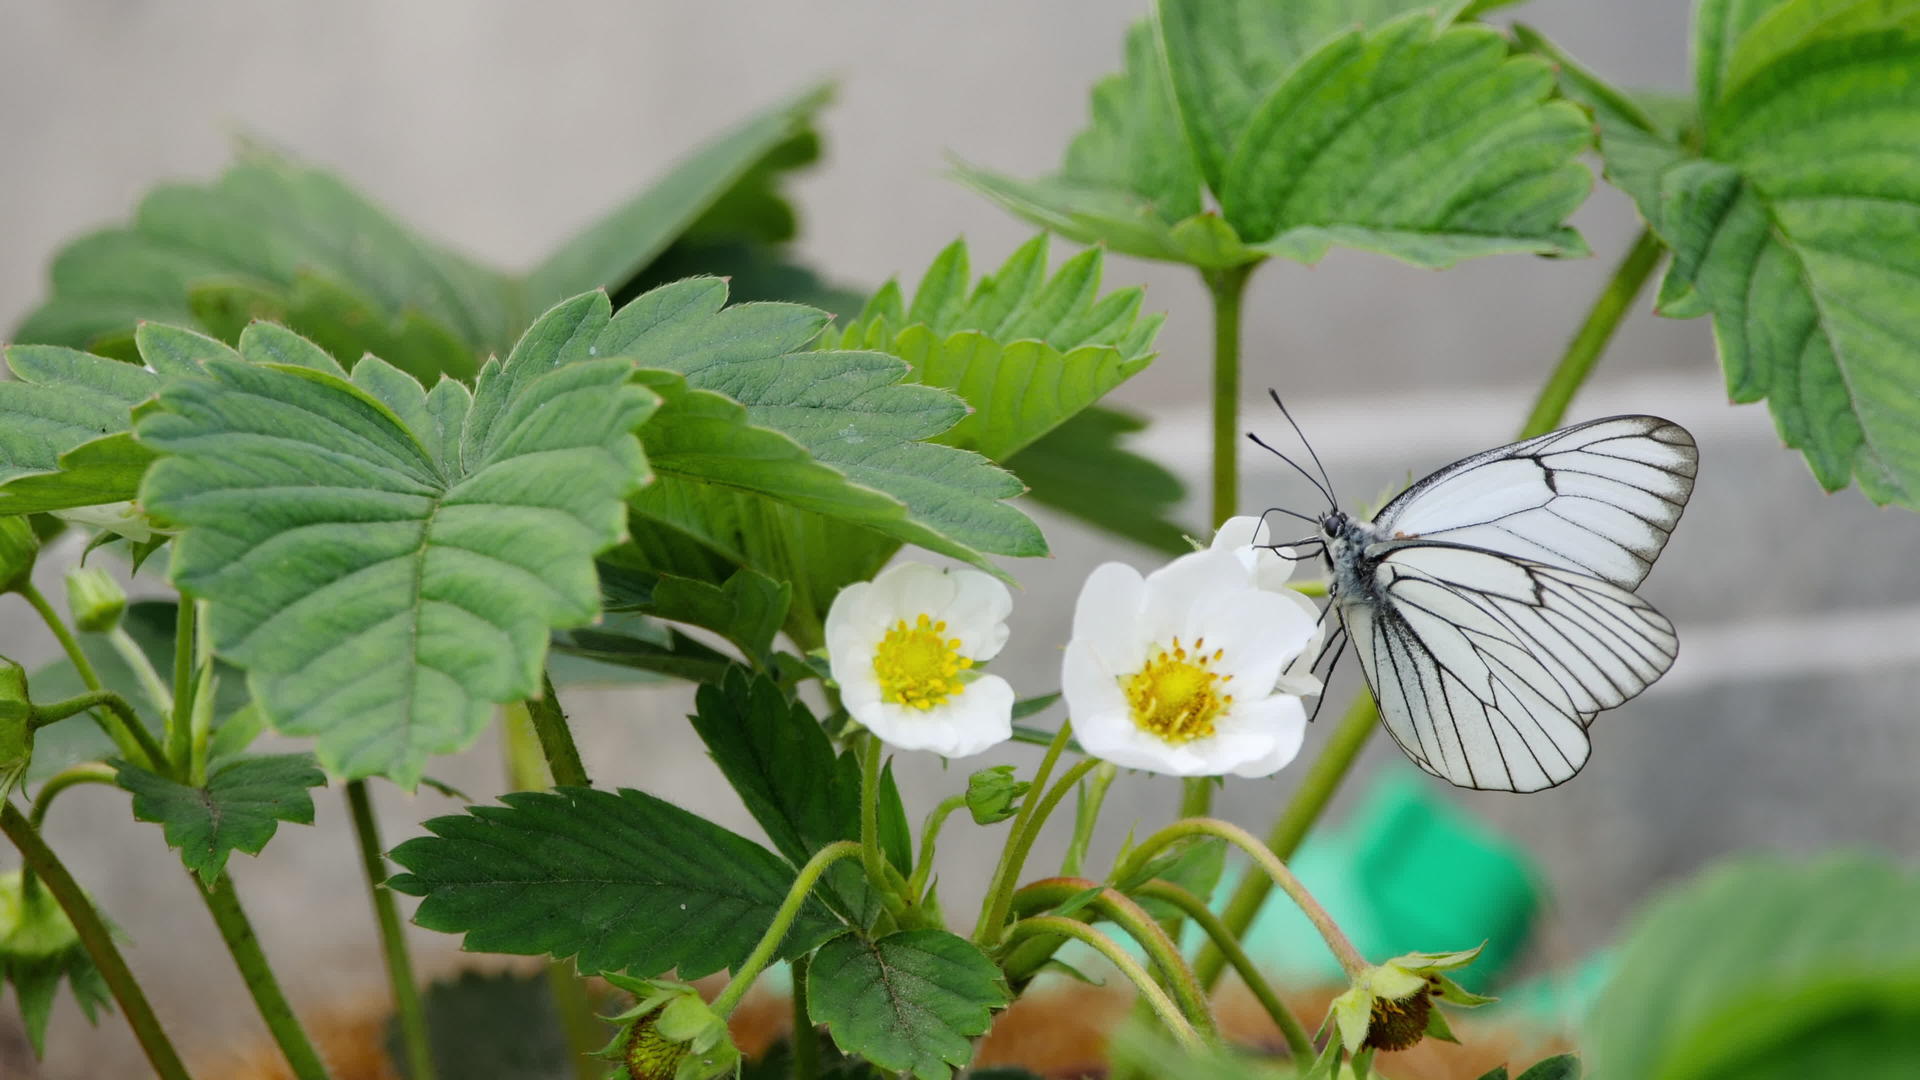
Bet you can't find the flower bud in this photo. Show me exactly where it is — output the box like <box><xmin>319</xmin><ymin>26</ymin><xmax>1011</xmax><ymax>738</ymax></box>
<box><xmin>64</xmin><ymin>567</ymin><xmax>127</xmax><ymax>634</ymax></box>
<box><xmin>0</xmin><ymin>657</ymin><xmax>30</xmax><ymax>801</ymax></box>
<box><xmin>0</xmin><ymin>517</ymin><xmax>37</xmax><ymax>594</ymax></box>
<box><xmin>965</xmin><ymin>765</ymin><xmax>1030</xmax><ymax>825</ymax></box>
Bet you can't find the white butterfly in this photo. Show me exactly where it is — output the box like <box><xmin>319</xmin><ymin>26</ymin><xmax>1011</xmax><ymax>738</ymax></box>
<box><xmin>1259</xmin><ymin>408</ymin><xmax>1697</xmax><ymax>792</ymax></box>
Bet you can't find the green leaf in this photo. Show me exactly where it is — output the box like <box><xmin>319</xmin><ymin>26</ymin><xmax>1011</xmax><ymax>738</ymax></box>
<box><xmin>1513</xmin><ymin>1054</ymin><xmax>1581</xmax><ymax>1080</ymax></box>
<box><xmin>114</xmin><ymin>753</ymin><xmax>326</xmax><ymax>883</ymax></box>
<box><xmin>806</xmin><ymin>929</ymin><xmax>1010</xmax><ymax>1080</ymax></box>
<box><xmin>0</xmin><ymin>345</ymin><xmax>163</xmax><ymax>514</ymax></box>
<box><xmin>387</xmin><ymin>786</ymin><xmax>840</xmax><ymax>980</ymax></box>
<box><xmin>834</xmin><ymin>236</ymin><xmax>1162</xmax><ymax>462</ymax></box>
<box><xmin>1528</xmin><ymin>6</ymin><xmax>1920</xmax><ymax>506</ymax></box>
<box><xmin>598</xmin><ymin>563</ymin><xmax>790</xmax><ymax>667</ymax></box>
<box><xmin>1219</xmin><ymin>14</ymin><xmax>1592</xmax><ymax>267</ymax></box>
<box><xmin>1586</xmin><ymin>855</ymin><xmax>1920</xmax><ymax>1080</ymax></box>
<box><xmin>1007</xmin><ymin>406</ymin><xmax>1192</xmax><ymax>554</ymax></box>
<box><xmin>136</xmin><ymin>300</ymin><xmax>657</xmax><ymax>784</ymax></box>
<box><xmin>550</xmin><ymin>616</ymin><xmax>735</xmax><ymax>685</ymax></box>
<box><xmin>686</xmin><ymin>668</ymin><xmax>897</xmax><ymax>926</ymax></box>
<box><xmin>525</xmin><ymin>84</ymin><xmax>832</xmax><ymax>312</ymax></box>
<box><xmin>600</xmin><ymin>277</ymin><xmax>1045</xmax><ymax>572</ymax></box>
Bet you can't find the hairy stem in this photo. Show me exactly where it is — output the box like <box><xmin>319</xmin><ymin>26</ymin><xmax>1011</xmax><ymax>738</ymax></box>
<box><xmin>1204</xmin><ymin>263</ymin><xmax>1256</xmax><ymax>530</ymax></box>
<box><xmin>712</xmin><ymin>841</ymin><xmax>863</xmax><ymax>1017</ymax></box>
<box><xmin>526</xmin><ymin>670</ymin><xmax>589</xmax><ymax>788</ymax></box>
<box><xmin>790</xmin><ymin>952</ymin><xmax>821</xmax><ymax>1080</ymax></box>
<box><xmin>1008</xmin><ymin>878</ymin><xmax>1217</xmax><ymax>1039</ymax></box>
<box><xmin>346</xmin><ymin>780</ymin><xmax>436</xmax><ymax>1080</ymax></box>
<box><xmin>31</xmin><ymin>689</ymin><xmax>165</xmax><ymax>772</ymax></box>
<box><xmin>1120</xmin><ymin>818</ymin><xmax>1365</xmax><ymax>978</ymax></box>
<box><xmin>1</xmin><ymin>803</ymin><xmax>195</xmax><ymax>1080</ymax></box>
<box><xmin>27</xmin><ymin>763</ymin><xmax>118</xmax><ymax>830</ymax></box>
<box><xmin>19</xmin><ymin>585</ymin><xmax>156</xmax><ymax>767</ymax></box>
<box><xmin>1005</xmin><ymin>916</ymin><xmax>1205</xmax><ymax>1054</ymax></box>
<box><xmin>973</xmin><ymin>722</ymin><xmax>1072</xmax><ymax>942</ymax></box>
<box><xmin>108</xmin><ymin>625</ymin><xmax>174</xmax><ymax>718</ymax></box>
<box><xmin>166</xmin><ymin>598</ymin><xmax>197</xmax><ymax>777</ymax></box>
<box><xmin>857</xmin><ymin>735</ymin><xmax>909</xmax><ymax>922</ymax></box>
<box><xmin>1061</xmin><ymin>761</ymin><xmax>1116</xmax><ymax>877</ymax></box>
<box><xmin>974</xmin><ymin>742</ymin><xmax>1097</xmax><ymax>947</ymax></box>
<box><xmin>200</xmin><ymin>873</ymin><xmax>332</xmax><ymax>1080</ymax></box>
<box><xmin>1135</xmin><ymin>880</ymin><xmax>1314</xmax><ymax>1063</ymax></box>
<box><xmin>1522</xmin><ymin>227</ymin><xmax>1664</xmax><ymax>439</ymax></box>
<box><xmin>909</xmin><ymin>793</ymin><xmax>967</xmax><ymax>900</ymax></box>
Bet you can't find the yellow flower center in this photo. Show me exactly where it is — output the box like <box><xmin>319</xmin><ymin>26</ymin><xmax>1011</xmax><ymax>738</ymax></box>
<box><xmin>873</xmin><ymin>613</ymin><xmax>972</xmax><ymax>710</ymax></box>
<box><xmin>1123</xmin><ymin>636</ymin><xmax>1232</xmax><ymax>743</ymax></box>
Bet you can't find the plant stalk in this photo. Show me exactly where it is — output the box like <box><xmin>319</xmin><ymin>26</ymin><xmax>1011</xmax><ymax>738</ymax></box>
<box><xmin>1521</xmin><ymin>227</ymin><xmax>1664</xmax><ymax>439</ymax></box>
<box><xmin>0</xmin><ymin>802</ymin><xmax>196</xmax><ymax>1080</ymax></box>
<box><xmin>166</xmin><ymin>597</ymin><xmax>197</xmax><ymax>777</ymax></box>
<box><xmin>108</xmin><ymin>625</ymin><xmax>174</xmax><ymax>718</ymax></box>
<box><xmin>790</xmin><ymin>952</ymin><xmax>821</xmax><ymax>1080</ymax></box>
<box><xmin>345</xmin><ymin>780</ymin><xmax>436</xmax><ymax>1080</ymax></box>
<box><xmin>856</xmin><ymin>735</ymin><xmax>910</xmax><ymax>921</ymax></box>
<box><xmin>1204</xmin><ymin>263</ymin><xmax>1255</xmax><ymax>530</ymax></box>
<box><xmin>1135</xmin><ymin>879</ymin><xmax>1314</xmax><ymax>1063</ymax></box>
<box><xmin>1004</xmin><ymin>915</ymin><xmax>1205</xmax><ymax>1054</ymax></box>
<box><xmin>526</xmin><ymin>670</ymin><xmax>589</xmax><ymax>788</ymax></box>
<box><xmin>19</xmin><ymin>585</ymin><xmax>158</xmax><ymax>768</ymax></box>
<box><xmin>28</xmin><ymin>763</ymin><xmax>119</xmax><ymax>829</ymax></box>
<box><xmin>909</xmin><ymin>793</ymin><xmax>968</xmax><ymax>900</ymax></box>
<box><xmin>973</xmin><ymin>741</ymin><xmax>1096</xmax><ymax>947</ymax></box>
<box><xmin>32</xmin><ymin>689</ymin><xmax>165</xmax><ymax>772</ymax></box>
<box><xmin>199</xmin><ymin>873</ymin><xmax>333</xmax><ymax>1080</ymax></box>
<box><xmin>1061</xmin><ymin>761</ymin><xmax>1116</xmax><ymax>877</ymax></box>
<box><xmin>1007</xmin><ymin>878</ymin><xmax>1217</xmax><ymax>1039</ymax></box>
<box><xmin>712</xmin><ymin>841</ymin><xmax>863</xmax><ymax>1017</ymax></box>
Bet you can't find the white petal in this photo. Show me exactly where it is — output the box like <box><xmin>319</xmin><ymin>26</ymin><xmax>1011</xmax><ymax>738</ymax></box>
<box><xmin>1070</xmin><ymin>562</ymin><xmax>1149</xmax><ymax>672</ymax></box>
<box><xmin>825</xmin><ymin>581</ymin><xmax>880</xmax><ymax>693</ymax></box>
<box><xmin>1211</xmin><ymin>516</ymin><xmax>1263</xmax><ymax>551</ymax></box>
<box><xmin>869</xmin><ymin>561</ymin><xmax>959</xmax><ymax>622</ymax></box>
<box><xmin>1222</xmin><ymin>695</ymin><xmax>1308</xmax><ymax>777</ymax></box>
<box><xmin>1061</xmin><ymin>639</ymin><xmax>1128</xmax><ymax>728</ymax></box>
<box><xmin>942</xmin><ymin>569</ymin><xmax>1013</xmax><ymax>659</ymax></box>
<box><xmin>1186</xmin><ymin>587</ymin><xmax>1318</xmax><ymax>693</ymax></box>
<box><xmin>937</xmin><ymin>675</ymin><xmax>1015</xmax><ymax>757</ymax></box>
<box><xmin>1140</xmin><ymin>549</ymin><xmax>1252</xmax><ymax>641</ymax></box>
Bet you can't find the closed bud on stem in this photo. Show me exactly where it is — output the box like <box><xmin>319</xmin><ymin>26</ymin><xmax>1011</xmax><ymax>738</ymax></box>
<box><xmin>64</xmin><ymin>567</ymin><xmax>126</xmax><ymax>634</ymax></box>
<box><xmin>0</xmin><ymin>657</ymin><xmax>29</xmax><ymax>801</ymax></box>
<box><xmin>0</xmin><ymin>517</ymin><xmax>38</xmax><ymax>595</ymax></box>
<box><xmin>596</xmin><ymin>975</ymin><xmax>740</xmax><ymax>1080</ymax></box>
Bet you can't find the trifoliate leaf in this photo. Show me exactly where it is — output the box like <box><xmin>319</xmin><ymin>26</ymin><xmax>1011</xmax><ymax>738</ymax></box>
<box><xmin>0</xmin><ymin>345</ymin><xmax>162</xmax><ymax>514</ymax></box>
<box><xmin>387</xmin><ymin>786</ymin><xmax>841</xmax><ymax>980</ymax></box>
<box><xmin>114</xmin><ymin>753</ymin><xmax>326</xmax><ymax>883</ymax></box>
<box><xmin>1523</xmin><ymin>5</ymin><xmax>1920</xmax><ymax>507</ymax></box>
<box><xmin>136</xmin><ymin>300</ymin><xmax>656</xmax><ymax>784</ymax></box>
<box><xmin>806</xmin><ymin>929</ymin><xmax>1010</xmax><ymax>1080</ymax></box>
<box><xmin>1586</xmin><ymin>855</ymin><xmax>1920</xmax><ymax>1080</ymax></box>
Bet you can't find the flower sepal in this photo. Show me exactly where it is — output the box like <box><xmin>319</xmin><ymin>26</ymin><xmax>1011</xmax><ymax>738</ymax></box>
<box><xmin>1331</xmin><ymin>942</ymin><xmax>1494</xmax><ymax>1054</ymax></box>
<box><xmin>596</xmin><ymin>975</ymin><xmax>740</xmax><ymax>1080</ymax></box>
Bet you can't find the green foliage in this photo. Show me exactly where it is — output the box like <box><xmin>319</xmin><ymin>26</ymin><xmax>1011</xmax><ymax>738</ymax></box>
<box><xmin>15</xmin><ymin>88</ymin><xmax>838</xmax><ymax>387</ymax></box>
<box><xmin>806</xmin><ymin>929</ymin><xmax>1011</xmax><ymax>1080</ymax></box>
<box><xmin>0</xmin><ymin>345</ymin><xmax>162</xmax><ymax>515</ymax></box>
<box><xmin>599</xmin><ymin>564</ymin><xmax>790</xmax><ymax>669</ymax></box>
<box><xmin>957</xmin><ymin>5</ymin><xmax>1590</xmax><ymax>270</ymax></box>
<box><xmin>1586</xmin><ymin>855</ymin><xmax>1920</xmax><ymax>1080</ymax></box>
<box><xmin>0</xmin><ymin>871</ymin><xmax>112</xmax><ymax>1057</ymax></box>
<box><xmin>114</xmin><ymin>754</ymin><xmax>327</xmax><ymax>884</ymax></box>
<box><xmin>1006</xmin><ymin>406</ymin><xmax>1190</xmax><ymax>554</ymax></box>
<box><xmin>686</xmin><ymin>668</ymin><xmax>910</xmax><ymax>925</ymax></box>
<box><xmin>387</xmin><ymin>970</ymin><xmax>578</xmax><ymax>1080</ymax></box>
<box><xmin>1477</xmin><ymin>1054</ymin><xmax>1581</xmax><ymax>1080</ymax></box>
<box><xmin>387</xmin><ymin>786</ymin><xmax>841</xmax><ymax>980</ymax></box>
<box><xmin>1521</xmin><ymin>3</ymin><xmax>1920</xmax><ymax>507</ymax></box>
<box><xmin>136</xmin><ymin>302</ymin><xmax>657</xmax><ymax>785</ymax></box>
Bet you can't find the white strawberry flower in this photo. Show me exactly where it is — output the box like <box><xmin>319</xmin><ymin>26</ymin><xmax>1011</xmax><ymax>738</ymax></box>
<box><xmin>1062</xmin><ymin>546</ymin><xmax>1319</xmax><ymax>778</ymax></box>
<box><xmin>1210</xmin><ymin>515</ymin><xmax>1328</xmax><ymax>697</ymax></box>
<box><xmin>825</xmin><ymin>561</ymin><xmax>1015</xmax><ymax>758</ymax></box>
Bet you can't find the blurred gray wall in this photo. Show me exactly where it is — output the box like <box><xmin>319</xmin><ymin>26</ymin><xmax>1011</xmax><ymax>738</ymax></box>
<box><xmin>2</xmin><ymin>2</ymin><xmax>1916</xmax><ymax>1075</ymax></box>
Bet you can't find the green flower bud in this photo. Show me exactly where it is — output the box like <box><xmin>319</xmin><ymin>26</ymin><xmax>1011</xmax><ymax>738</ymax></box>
<box><xmin>0</xmin><ymin>516</ymin><xmax>38</xmax><ymax>594</ymax></box>
<box><xmin>0</xmin><ymin>657</ymin><xmax>29</xmax><ymax>801</ymax></box>
<box><xmin>0</xmin><ymin>868</ymin><xmax>108</xmax><ymax>1056</ymax></box>
<box><xmin>965</xmin><ymin>764</ymin><xmax>1030</xmax><ymax>825</ymax></box>
<box><xmin>64</xmin><ymin>567</ymin><xmax>127</xmax><ymax>634</ymax></box>
<box><xmin>1331</xmin><ymin>943</ymin><xmax>1495</xmax><ymax>1055</ymax></box>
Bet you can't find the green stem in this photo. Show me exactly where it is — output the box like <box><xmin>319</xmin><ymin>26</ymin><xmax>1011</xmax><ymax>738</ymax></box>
<box><xmin>790</xmin><ymin>953</ymin><xmax>821</xmax><ymax>1080</ymax></box>
<box><xmin>188</xmin><ymin>662</ymin><xmax>215</xmax><ymax>786</ymax></box>
<box><xmin>1204</xmin><ymin>263</ymin><xmax>1255</xmax><ymax>530</ymax></box>
<box><xmin>346</xmin><ymin>780</ymin><xmax>436</xmax><ymax>1080</ymax></box>
<box><xmin>1119</xmin><ymin>818</ymin><xmax>1365</xmax><ymax>979</ymax></box>
<box><xmin>108</xmin><ymin>625</ymin><xmax>174</xmax><ymax>718</ymax></box>
<box><xmin>909</xmin><ymin>794</ymin><xmax>967</xmax><ymax>900</ymax></box>
<box><xmin>166</xmin><ymin>597</ymin><xmax>197</xmax><ymax>777</ymax></box>
<box><xmin>19</xmin><ymin>585</ymin><xmax>158</xmax><ymax>768</ymax></box>
<box><xmin>31</xmin><ymin>689</ymin><xmax>165</xmax><ymax>771</ymax></box>
<box><xmin>1008</xmin><ymin>878</ymin><xmax>1217</xmax><ymax>1039</ymax></box>
<box><xmin>973</xmin><ymin>749</ymin><xmax>1098</xmax><ymax>947</ymax></box>
<box><xmin>1193</xmin><ymin>230</ymin><xmax>1663</xmax><ymax>993</ymax></box>
<box><xmin>526</xmin><ymin>671</ymin><xmax>589</xmax><ymax>788</ymax></box>
<box><xmin>1005</xmin><ymin>916</ymin><xmax>1204</xmax><ymax>1054</ymax></box>
<box><xmin>1135</xmin><ymin>880</ymin><xmax>1314</xmax><ymax>1064</ymax></box>
<box><xmin>546</xmin><ymin>964</ymin><xmax>604</xmax><ymax>1080</ymax></box>
<box><xmin>28</xmin><ymin>763</ymin><xmax>118</xmax><ymax>829</ymax></box>
<box><xmin>855</xmin><ymin>736</ymin><xmax>910</xmax><ymax>923</ymax></box>
<box><xmin>200</xmin><ymin>873</ymin><xmax>332</xmax><ymax>1080</ymax></box>
<box><xmin>1521</xmin><ymin>227</ymin><xmax>1664</xmax><ymax>440</ymax></box>
<box><xmin>711</xmin><ymin>841</ymin><xmax>863</xmax><ymax>1017</ymax></box>
<box><xmin>0</xmin><ymin>803</ymin><xmax>196</xmax><ymax>1080</ymax></box>
<box><xmin>972</xmin><ymin>723</ymin><xmax>1072</xmax><ymax>943</ymax></box>
<box><xmin>1061</xmin><ymin>761</ymin><xmax>1117</xmax><ymax>877</ymax></box>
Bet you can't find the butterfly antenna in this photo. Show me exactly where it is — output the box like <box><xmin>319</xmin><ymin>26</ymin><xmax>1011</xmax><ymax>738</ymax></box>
<box><xmin>1246</xmin><ymin>431</ymin><xmax>1337</xmax><ymax>509</ymax></box>
<box><xmin>1267</xmin><ymin>388</ymin><xmax>1339</xmax><ymax>509</ymax></box>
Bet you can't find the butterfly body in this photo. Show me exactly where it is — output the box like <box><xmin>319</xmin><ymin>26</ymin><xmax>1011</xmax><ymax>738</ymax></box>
<box><xmin>1288</xmin><ymin>414</ymin><xmax>1698</xmax><ymax>793</ymax></box>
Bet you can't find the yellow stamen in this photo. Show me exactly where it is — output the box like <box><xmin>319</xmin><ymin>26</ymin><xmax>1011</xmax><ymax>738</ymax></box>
<box><xmin>1123</xmin><ymin>635</ymin><xmax>1232</xmax><ymax>743</ymax></box>
<box><xmin>872</xmin><ymin>613</ymin><xmax>972</xmax><ymax>710</ymax></box>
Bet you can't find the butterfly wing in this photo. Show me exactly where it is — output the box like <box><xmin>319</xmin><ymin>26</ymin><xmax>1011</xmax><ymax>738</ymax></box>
<box><xmin>1371</xmin><ymin>415</ymin><xmax>1697</xmax><ymax>589</ymax></box>
<box><xmin>1343</xmin><ymin>541</ymin><xmax>1678</xmax><ymax>792</ymax></box>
